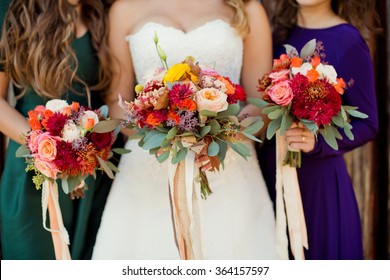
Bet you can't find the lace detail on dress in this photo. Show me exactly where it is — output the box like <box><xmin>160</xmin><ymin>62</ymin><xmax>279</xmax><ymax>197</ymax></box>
<box><xmin>125</xmin><ymin>20</ymin><xmax>243</xmax><ymax>85</ymax></box>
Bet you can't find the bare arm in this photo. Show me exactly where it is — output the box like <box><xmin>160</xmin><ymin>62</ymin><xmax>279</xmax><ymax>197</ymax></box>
<box><xmin>239</xmin><ymin>1</ymin><xmax>272</xmax><ymax>135</ymax></box>
<box><xmin>105</xmin><ymin>1</ymin><xmax>136</xmax><ymax>136</ymax></box>
<box><xmin>0</xmin><ymin>73</ymin><xmax>30</xmax><ymax>144</ymax></box>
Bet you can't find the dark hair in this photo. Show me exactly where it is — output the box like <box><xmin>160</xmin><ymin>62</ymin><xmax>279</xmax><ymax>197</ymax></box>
<box><xmin>263</xmin><ymin>0</ymin><xmax>379</xmax><ymax>45</ymax></box>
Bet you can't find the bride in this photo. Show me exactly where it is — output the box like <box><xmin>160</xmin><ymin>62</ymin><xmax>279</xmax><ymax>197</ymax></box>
<box><xmin>93</xmin><ymin>0</ymin><xmax>277</xmax><ymax>259</ymax></box>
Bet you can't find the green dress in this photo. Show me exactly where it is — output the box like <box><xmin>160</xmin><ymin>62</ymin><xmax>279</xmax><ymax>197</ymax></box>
<box><xmin>0</xmin><ymin>10</ymin><xmax>119</xmax><ymax>259</ymax></box>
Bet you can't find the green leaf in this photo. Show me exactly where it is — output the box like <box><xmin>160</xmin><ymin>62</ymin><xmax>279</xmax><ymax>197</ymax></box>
<box><xmin>96</xmin><ymin>155</ymin><xmax>115</xmax><ymax>179</ymax></box>
<box><xmin>247</xmin><ymin>97</ymin><xmax>269</xmax><ymax>108</ymax></box>
<box><xmin>228</xmin><ymin>142</ymin><xmax>250</xmax><ymax>160</ymax></box>
<box><xmin>171</xmin><ymin>148</ymin><xmax>188</xmax><ymax>164</ymax></box>
<box><xmin>241</xmin><ymin>132</ymin><xmax>262</xmax><ymax>143</ymax></box>
<box><xmin>319</xmin><ymin>126</ymin><xmax>338</xmax><ymax>150</ymax></box>
<box><xmin>340</xmin><ymin>106</ymin><xmax>348</xmax><ymax>121</ymax></box>
<box><xmin>92</xmin><ymin>119</ymin><xmax>120</xmax><ymax>133</ymax></box>
<box><xmin>332</xmin><ymin>126</ymin><xmax>343</xmax><ymax>140</ymax></box>
<box><xmin>200</xmin><ymin>110</ymin><xmax>217</xmax><ymax>117</ymax></box>
<box><xmin>142</xmin><ymin>133</ymin><xmax>166</xmax><ymax>150</ymax></box>
<box><xmin>166</xmin><ymin>126</ymin><xmax>178</xmax><ymax>140</ymax></box>
<box><xmin>228</xmin><ymin>116</ymin><xmax>240</xmax><ymax>125</ymax></box>
<box><xmin>332</xmin><ymin>115</ymin><xmax>345</xmax><ymax>128</ymax></box>
<box><xmin>267</xmin><ymin>117</ymin><xmax>282</xmax><ymax>139</ymax></box>
<box><xmin>207</xmin><ymin>141</ymin><xmax>220</xmax><ymax>156</ymax></box>
<box><xmin>143</xmin><ymin>130</ymin><xmax>161</xmax><ymax>142</ymax></box>
<box><xmin>300</xmin><ymin>119</ymin><xmax>319</xmax><ymax>134</ymax></box>
<box><xmin>344</xmin><ymin>126</ymin><xmax>354</xmax><ymax>140</ymax></box>
<box><xmin>216</xmin><ymin>104</ymin><xmax>240</xmax><ymax>118</ymax></box>
<box><xmin>240</xmin><ymin>116</ymin><xmax>261</xmax><ymax>128</ymax></box>
<box><xmin>243</xmin><ymin>121</ymin><xmax>263</xmax><ymax>135</ymax></box>
<box><xmin>268</xmin><ymin>107</ymin><xmax>286</xmax><ymax>120</ymax></box>
<box><xmin>342</xmin><ymin>106</ymin><xmax>358</xmax><ymax>111</ymax></box>
<box><xmin>62</xmin><ymin>175</ymin><xmax>82</xmax><ymax>194</ymax></box>
<box><xmin>157</xmin><ymin>151</ymin><xmax>170</xmax><ymax>163</ymax></box>
<box><xmin>216</xmin><ymin>140</ymin><xmax>228</xmax><ymax>163</ymax></box>
<box><xmin>15</xmin><ymin>145</ymin><xmax>30</xmax><ymax>158</ymax></box>
<box><xmin>208</xmin><ymin>119</ymin><xmax>221</xmax><ymax>135</ymax></box>
<box><xmin>284</xmin><ymin>44</ymin><xmax>299</xmax><ymax>57</ymax></box>
<box><xmin>263</xmin><ymin>105</ymin><xmax>282</xmax><ymax>115</ymax></box>
<box><xmin>300</xmin><ymin>39</ymin><xmax>316</xmax><ymax>58</ymax></box>
<box><xmin>61</xmin><ymin>178</ymin><xmax>69</xmax><ymax>194</ymax></box>
<box><xmin>161</xmin><ymin>138</ymin><xmax>171</xmax><ymax>148</ymax></box>
<box><xmin>112</xmin><ymin>148</ymin><xmax>131</xmax><ymax>154</ymax></box>
<box><xmin>346</xmin><ymin>109</ymin><xmax>368</xmax><ymax>119</ymax></box>
<box><xmin>149</xmin><ymin>147</ymin><xmax>160</xmax><ymax>155</ymax></box>
<box><xmin>200</xmin><ymin>125</ymin><xmax>211</xmax><ymax>137</ymax></box>
<box><xmin>280</xmin><ymin>111</ymin><xmax>293</xmax><ymax>135</ymax></box>
<box><xmin>106</xmin><ymin>160</ymin><xmax>120</xmax><ymax>173</ymax></box>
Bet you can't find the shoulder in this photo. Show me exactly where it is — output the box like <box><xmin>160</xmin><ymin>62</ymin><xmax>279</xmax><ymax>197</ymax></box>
<box><xmin>332</xmin><ymin>24</ymin><xmax>368</xmax><ymax>51</ymax></box>
<box><xmin>109</xmin><ymin>0</ymin><xmax>143</xmax><ymax>34</ymax></box>
<box><xmin>244</xmin><ymin>0</ymin><xmax>270</xmax><ymax>28</ymax></box>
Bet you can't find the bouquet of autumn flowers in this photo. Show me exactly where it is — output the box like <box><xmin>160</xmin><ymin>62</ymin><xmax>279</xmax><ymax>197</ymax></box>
<box><xmin>120</xmin><ymin>35</ymin><xmax>263</xmax><ymax>259</ymax></box>
<box><xmin>251</xmin><ymin>39</ymin><xmax>367</xmax><ymax>167</ymax></box>
<box><xmin>16</xmin><ymin>99</ymin><xmax>123</xmax><ymax>259</ymax></box>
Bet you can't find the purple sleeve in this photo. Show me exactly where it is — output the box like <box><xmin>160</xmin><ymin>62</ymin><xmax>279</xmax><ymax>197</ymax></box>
<box><xmin>306</xmin><ymin>38</ymin><xmax>378</xmax><ymax>158</ymax></box>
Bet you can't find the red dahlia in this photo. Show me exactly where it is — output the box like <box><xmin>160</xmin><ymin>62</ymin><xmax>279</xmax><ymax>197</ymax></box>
<box><xmin>44</xmin><ymin>112</ymin><xmax>69</xmax><ymax>136</ymax></box>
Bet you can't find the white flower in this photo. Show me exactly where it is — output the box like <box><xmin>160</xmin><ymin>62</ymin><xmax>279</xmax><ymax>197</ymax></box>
<box><xmin>62</xmin><ymin>121</ymin><xmax>82</xmax><ymax>142</ymax></box>
<box><xmin>316</xmin><ymin>63</ymin><xmax>338</xmax><ymax>84</ymax></box>
<box><xmin>291</xmin><ymin>62</ymin><xmax>313</xmax><ymax>76</ymax></box>
<box><xmin>195</xmin><ymin>88</ymin><xmax>228</xmax><ymax>113</ymax></box>
<box><xmin>45</xmin><ymin>99</ymin><xmax>69</xmax><ymax>113</ymax></box>
<box><xmin>80</xmin><ymin>110</ymin><xmax>99</xmax><ymax>130</ymax></box>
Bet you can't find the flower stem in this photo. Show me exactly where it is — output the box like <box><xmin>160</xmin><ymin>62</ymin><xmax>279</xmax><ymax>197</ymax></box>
<box><xmin>199</xmin><ymin>168</ymin><xmax>212</xmax><ymax>199</ymax></box>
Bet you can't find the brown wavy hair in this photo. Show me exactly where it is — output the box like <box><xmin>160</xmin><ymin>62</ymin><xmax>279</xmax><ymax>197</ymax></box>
<box><xmin>224</xmin><ymin>0</ymin><xmax>251</xmax><ymax>37</ymax></box>
<box><xmin>263</xmin><ymin>0</ymin><xmax>379</xmax><ymax>45</ymax></box>
<box><xmin>0</xmin><ymin>0</ymin><xmax>113</xmax><ymax>99</ymax></box>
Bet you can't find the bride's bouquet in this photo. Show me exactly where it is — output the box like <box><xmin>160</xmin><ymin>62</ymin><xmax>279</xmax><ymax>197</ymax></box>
<box><xmin>120</xmin><ymin>35</ymin><xmax>263</xmax><ymax>259</ymax></box>
<box><xmin>16</xmin><ymin>99</ymin><xmax>123</xmax><ymax>259</ymax></box>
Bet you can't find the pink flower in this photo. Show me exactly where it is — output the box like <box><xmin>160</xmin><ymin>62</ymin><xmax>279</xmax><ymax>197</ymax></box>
<box><xmin>35</xmin><ymin>133</ymin><xmax>59</xmax><ymax>161</ymax></box>
<box><xmin>34</xmin><ymin>159</ymin><xmax>59</xmax><ymax>179</ymax></box>
<box><xmin>28</xmin><ymin>130</ymin><xmax>43</xmax><ymax>153</ymax></box>
<box><xmin>195</xmin><ymin>88</ymin><xmax>228</xmax><ymax>112</ymax></box>
<box><xmin>199</xmin><ymin>65</ymin><xmax>218</xmax><ymax>77</ymax></box>
<box><xmin>267</xmin><ymin>80</ymin><xmax>293</xmax><ymax>106</ymax></box>
<box><xmin>268</xmin><ymin>69</ymin><xmax>290</xmax><ymax>83</ymax></box>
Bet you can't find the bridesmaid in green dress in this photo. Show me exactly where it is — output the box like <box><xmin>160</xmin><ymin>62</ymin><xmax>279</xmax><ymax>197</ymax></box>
<box><xmin>0</xmin><ymin>0</ymin><xmax>120</xmax><ymax>259</ymax></box>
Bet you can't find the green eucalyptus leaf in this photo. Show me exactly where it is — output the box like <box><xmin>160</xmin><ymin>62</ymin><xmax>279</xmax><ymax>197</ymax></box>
<box><xmin>216</xmin><ymin>104</ymin><xmax>240</xmax><ymax>118</ymax></box>
<box><xmin>267</xmin><ymin>117</ymin><xmax>282</xmax><ymax>139</ymax></box>
<box><xmin>15</xmin><ymin>145</ymin><xmax>30</xmax><ymax>158</ymax></box>
<box><xmin>241</xmin><ymin>132</ymin><xmax>262</xmax><ymax>143</ymax></box>
<box><xmin>332</xmin><ymin>115</ymin><xmax>345</xmax><ymax>128</ymax></box>
<box><xmin>92</xmin><ymin>119</ymin><xmax>120</xmax><ymax>133</ymax></box>
<box><xmin>155</xmin><ymin>126</ymin><xmax>170</xmax><ymax>133</ymax></box>
<box><xmin>200</xmin><ymin>125</ymin><xmax>211</xmax><ymax>137</ymax></box>
<box><xmin>98</xmin><ymin>105</ymin><xmax>109</xmax><ymax>118</ymax></box>
<box><xmin>239</xmin><ymin>116</ymin><xmax>261</xmax><ymax>127</ymax></box>
<box><xmin>247</xmin><ymin>97</ymin><xmax>269</xmax><ymax>108</ymax></box>
<box><xmin>280</xmin><ymin>111</ymin><xmax>293</xmax><ymax>135</ymax></box>
<box><xmin>262</xmin><ymin>105</ymin><xmax>281</xmax><ymax>115</ymax></box>
<box><xmin>319</xmin><ymin>126</ymin><xmax>338</xmax><ymax>150</ymax></box>
<box><xmin>346</xmin><ymin>109</ymin><xmax>368</xmax><ymax>119</ymax></box>
<box><xmin>62</xmin><ymin>178</ymin><xmax>69</xmax><ymax>194</ymax></box>
<box><xmin>284</xmin><ymin>44</ymin><xmax>299</xmax><ymax>57</ymax></box>
<box><xmin>200</xmin><ymin>110</ymin><xmax>218</xmax><ymax>117</ymax></box>
<box><xmin>207</xmin><ymin>141</ymin><xmax>220</xmax><ymax>157</ymax></box>
<box><xmin>332</xmin><ymin>126</ymin><xmax>343</xmax><ymax>140</ymax></box>
<box><xmin>268</xmin><ymin>107</ymin><xmax>286</xmax><ymax>120</ymax></box>
<box><xmin>344</xmin><ymin>126</ymin><xmax>354</xmax><ymax>140</ymax></box>
<box><xmin>166</xmin><ymin>126</ymin><xmax>178</xmax><ymax>140</ymax></box>
<box><xmin>228</xmin><ymin>116</ymin><xmax>240</xmax><ymax>125</ymax></box>
<box><xmin>300</xmin><ymin>119</ymin><xmax>319</xmax><ymax>134</ymax></box>
<box><xmin>243</xmin><ymin>121</ymin><xmax>263</xmax><ymax>135</ymax></box>
<box><xmin>149</xmin><ymin>147</ymin><xmax>160</xmax><ymax>155</ymax></box>
<box><xmin>161</xmin><ymin>138</ymin><xmax>171</xmax><ymax>148</ymax></box>
<box><xmin>300</xmin><ymin>39</ymin><xmax>316</xmax><ymax>58</ymax></box>
<box><xmin>106</xmin><ymin>160</ymin><xmax>120</xmax><ymax>173</ymax></box>
<box><xmin>216</xmin><ymin>140</ymin><xmax>228</xmax><ymax>163</ymax></box>
<box><xmin>97</xmin><ymin>156</ymin><xmax>115</xmax><ymax>179</ymax></box>
<box><xmin>157</xmin><ymin>151</ymin><xmax>170</xmax><ymax>163</ymax></box>
<box><xmin>142</xmin><ymin>133</ymin><xmax>166</xmax><ymax>150</ymax></box>
<box><xmin>111</xmin><ymin>148</ymin><xmax>132</xmax><ymax>154</ymax></box>
<box><xmin>228</xmin><ymin>142</ymin><xmax>250</xmax><ymax>160</ymax></box>
<box><xmin>171</xmin><ymin>148</ymin><xmax>188</xmax><ymax>164</ymax></box>
<box><xmin>208</xmin><ymin>119</ymin><xmax>221</xmax><ymax>135</ymax></box>
<box><xmin>340</xmin><ymin>106</ymin><xmax>348</xmax><ymax>121</ymax></box>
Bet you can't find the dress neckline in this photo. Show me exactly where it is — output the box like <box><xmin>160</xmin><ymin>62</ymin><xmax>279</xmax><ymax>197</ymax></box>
<box><xmin>125</xmin><ymin>19</ymin><xmax>234</xmax><ymax>39</ymax></box>
<box><xmin>295</xmin><ymin>23</ymin><xmax>351</xmax><ymax>32</ymax></box>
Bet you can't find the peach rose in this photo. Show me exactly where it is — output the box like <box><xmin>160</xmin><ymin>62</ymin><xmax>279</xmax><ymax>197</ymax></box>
<box><xmin>28</xmin><ymin>130</ymin><xmax>43</xmax><ymax>153</ymax></box>
<box><xmin>80</xmin><ymin>110</ymin><xmax>99</xmax><ymax>130</ymax></box>
<box><xmin>267</xmin><ymin>80</ymin><xmax>293</xmax><ymax>106</ymax></box>
<box><xmin>269</xmin><ymin>69</ymin><xmax>290</xmax><ymax>83</ymax></box>
<box><xmin>36</xmin><ymin>133</ymin><xmax>58</xmax><ymax>161</ymax></box>
<box><xmin>195</xmin><ymin>88</ymin><xmax>228</xmax><ymax>112</ymax></box>
<box><xmin>35</xmin><ymin>159</ymin><xmax>58</xmax><ymax>179</ymax></box>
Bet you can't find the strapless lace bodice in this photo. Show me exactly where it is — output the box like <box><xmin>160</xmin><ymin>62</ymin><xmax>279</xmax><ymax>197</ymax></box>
<box><xmin>125</xmin><ymin>19</ymin><xmax>243</xmax><ymax>85</ymax></box>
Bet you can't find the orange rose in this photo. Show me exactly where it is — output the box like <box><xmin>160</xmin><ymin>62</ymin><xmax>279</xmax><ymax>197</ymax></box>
<box><xmin>36</xmin><ymin>133</ymin><xmax>58</xmax><ymax>161</ymax></box>
<box><xmin>145</xmin><ymin>113</ymin><xmax>161</xmax><ymax>126</ymax></box>
<box><xmin>311</xmin><ymin>56</ymin><xmax>321</xmax><ymax>68</ymax></box>
<box><xmin>179</xmin><ymin>99</ymin><xmax>197</xmax><ymax>111</ymax></box>
<box><xmin>35</xmin><ymin>159</ymin><xmax>58</xmax><ymax>179</ymax></box>
<box><xmin>291</xmin><ymin>57</ymin><xmax>303</xmax><ymax>68</ymax></box>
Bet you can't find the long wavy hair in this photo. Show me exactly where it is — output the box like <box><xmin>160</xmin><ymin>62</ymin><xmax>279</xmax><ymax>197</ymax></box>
<box><xmin>0</xmin><ymin>0</ymin><xmax>113</xmax><ymax>99</ymax></box>
<box><xmin>224</xmin><ymin>0</ymin><xmax>251</xmax><ymax>37</ymax></box>
<box><xmin>263</xmin><ymin>0</ymin><xmax>379</xmax><ymax>45</ymax></box>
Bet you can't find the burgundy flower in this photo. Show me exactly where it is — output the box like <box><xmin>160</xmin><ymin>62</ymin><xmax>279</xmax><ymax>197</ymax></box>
<box><xmin>53</xmin><ymin>140</ymin><xmax>82</xmax><ymax>177</ymax></box>
<box><xmin>227</xmin><ymin>83</ymin><xmax>247</xmax><ymax>104</ymax></box>
<box><xmin>168</xmin><ymin>83</ymin><xmax>194</xmax><ymax>107</ymax></box>
<box><xmin>290</xmin><ymin>74</ymin><xmax>341</xmax><ymax>126</ymax></box>
<box><xmin>88</xmin><ymin>132</ymin><xmax>114</xmax><ymax>150</ymax></box>
<box><xmin>44</xmin><ymin>112</ymin><xmax>69</xmax><ymax>136</ymax></box>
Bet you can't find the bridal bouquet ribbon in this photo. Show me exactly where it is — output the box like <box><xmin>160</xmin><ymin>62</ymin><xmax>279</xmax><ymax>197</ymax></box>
<box><xmin>16</xmin><ymin>99</ymin><xmax>123</xmax><ymax>259</ymax></box>
<box><xmin>250</xmin><ymin>39</ymin><xmax>368</xmax><ymax>259</ymax></box>
<box><xmin>120</xmin><ymin>34</ymin><xmax>263</xmax><ymax>259</ymax></box>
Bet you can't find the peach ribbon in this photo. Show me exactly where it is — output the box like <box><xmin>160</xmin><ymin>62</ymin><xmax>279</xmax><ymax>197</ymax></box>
<box><xmin>42</xmin><ymin>180</ymin><xmax>71</xmax><ymax>260</ymax></box>
<box><xmin>168</xmin><ymin>149</ymin><xmax>204</xmax><ymax>259</ymax></box>
<box><xmin>275</xmin><ymin>131</ymin><xmax>308</xmax><ymax>260</ymax></box>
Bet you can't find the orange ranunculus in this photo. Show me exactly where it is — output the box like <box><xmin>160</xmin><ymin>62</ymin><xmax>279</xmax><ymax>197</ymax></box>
<box><xmin>70</xmin><ymin>102</ymin><xmax>80</xmax><ymax>112</ymax></box>
<box><xmin>42</xmin><ymin>109</ymin><xmax>55</xmax><ymax>129</ymax></box>
<box><xmin>311</xmin><ymin>56</ymin><xmax>321</xmax><ymax>68</ymax></box>
<box><xmin>334</xmin><ymin>78</ymin><xmax>346</xmax><ymax>94</ymax></box>
<box><xmin>216</xmin><ymin>76</ymin><xmax>235</xmax><ymax>95</ymax></box>
<box><xmin>145</xmin><ymin>113</ymin><xmax>161</xmax><ymax>127</ymax></box>
<box><xmin>179</xmin><ymin>99</ymin><xmax>197</xmax><ymax>111</ymax></box>
<box><xmin>84</xmin><ymin>118</ymin><xmax>95</xmax><ymax>130</ymax></box>
<box><xmin>291</xmin><ymin>57</ymin><xmax>303</xmax><ymax>68</ymax></box>
<box><xmin>62</xmin><ymin>106</ymin><xmax>72</xmax><ymax>116</ymax></box>
<box><xmin>307</xmin><ymin>68</ymin><xmax>320</xmax><ymax>82</ymax></box>
<box><xmin>28</xmin><ymin>111</ymin><xmax>42</xmax><ymax>130</ymax></box>
<box><xmin>168</xmin><ymin>110</ymin><xmax>181</xmax><ymax>124</ymax></box>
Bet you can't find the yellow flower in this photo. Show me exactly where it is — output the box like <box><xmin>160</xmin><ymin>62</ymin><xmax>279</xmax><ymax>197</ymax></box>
<box><xmin>163</xmin><ymin>63</ymin><xmax>199</xmax><ymax>85</ymax></box>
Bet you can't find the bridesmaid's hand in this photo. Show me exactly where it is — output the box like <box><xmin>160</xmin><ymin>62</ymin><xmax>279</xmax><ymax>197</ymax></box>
<box><xmin>285</xmin><ymin>122</ymin><xmax>316</xmax><ymax>153</ymax></box>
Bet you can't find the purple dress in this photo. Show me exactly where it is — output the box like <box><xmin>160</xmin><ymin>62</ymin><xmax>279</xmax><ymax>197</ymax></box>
<box><xmin>258</xmin><ymin>24</ymin><xmax>378</xmax><ymax>259</ymax></box>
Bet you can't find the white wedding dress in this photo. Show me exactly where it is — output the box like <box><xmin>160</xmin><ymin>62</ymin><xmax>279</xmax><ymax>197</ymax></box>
<box><xmin>92</xmin><ymin>20</ymin><xmax>277</xmax><ymax>260</ymax></box>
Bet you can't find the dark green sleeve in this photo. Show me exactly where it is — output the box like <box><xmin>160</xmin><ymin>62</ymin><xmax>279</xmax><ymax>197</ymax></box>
<box><xmin>0</xmin><ymin>0</ymin><xmax>11</xmax><ymax>72</ymax></box>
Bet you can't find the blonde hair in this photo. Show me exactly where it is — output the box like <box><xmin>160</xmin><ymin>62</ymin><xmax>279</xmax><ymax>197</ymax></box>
<box><xmin>224</xmin><ymin>0</ymin><xmax>251</xmax><ymax>37</ymax></box>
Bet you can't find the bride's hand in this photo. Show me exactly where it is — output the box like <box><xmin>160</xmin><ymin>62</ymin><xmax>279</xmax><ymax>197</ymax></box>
<box><xmin>285</xmin><ymin>122</ymin><xmax>316</xmax><ymax>153</ymax></box>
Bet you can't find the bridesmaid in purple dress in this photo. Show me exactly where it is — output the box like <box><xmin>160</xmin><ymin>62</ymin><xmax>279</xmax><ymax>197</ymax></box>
<box><xmin>259</xmin><ymin>0</ymin><xmax>378</xmax><ymax>259</ymax></box>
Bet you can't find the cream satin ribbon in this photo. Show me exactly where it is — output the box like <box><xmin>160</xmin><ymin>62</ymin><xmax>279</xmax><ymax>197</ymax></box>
<box><xmin>275</xmin><ymin>131</ymin><xmax>308</xmax><ymax>260</ymax></box>
<box><xmin>168</xmin><ymin>149</ymin><xmax>204</xmax><ymax>260</ymax></box>
<box><xmin>42</xmin><ymin>180</ymin><xmax>71</xmax><ymax>260</ymax></box>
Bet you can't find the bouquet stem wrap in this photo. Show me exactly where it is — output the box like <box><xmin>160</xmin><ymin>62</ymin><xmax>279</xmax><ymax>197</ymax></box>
<box><xmin>275</xmin><ymin>130</ymin><xmax>308</xmax><ymax>260</ymax></box>
<box><xmin>168</xmin><ymin>150</ymin><xmax>204</xmax><ymax>260</ymax></box>
<box><xmin>42</xmin><ymin>180</ymin><xmax>71</xmax><ymax>260</ymax></box>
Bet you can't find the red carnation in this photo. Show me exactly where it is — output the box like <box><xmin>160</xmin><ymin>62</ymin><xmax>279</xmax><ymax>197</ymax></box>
<box><xmin>168</xmin><ymin>83</ymin><xmax>194</xmax><ymax>107</ymax></box>
<box><xmin>228</xmin><ymin>84</ymin><xmax>247</xmax><ymax>104</ymax></box>
<box><xmin>53</xmin><ymin>140</ymin><xmax>82</xmax><ymax>176</ymax></box>
<box><xmin>44</xmin><ymin>112</ymin><xmax>69</xmax><ymax>136</ymax></box>
<box><xmin>290</xmin><ymin>74</ymin><xmax>341</xmax><ymax>127</ymax></box>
